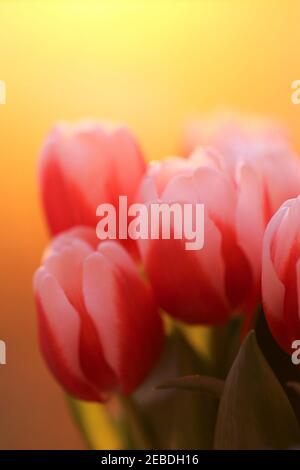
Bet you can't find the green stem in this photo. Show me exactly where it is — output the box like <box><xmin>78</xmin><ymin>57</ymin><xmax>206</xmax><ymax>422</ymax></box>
<box><xmin>117</xmin><ymin>394</ymin><xmax>155</xmax><ymax>450</ymax></box>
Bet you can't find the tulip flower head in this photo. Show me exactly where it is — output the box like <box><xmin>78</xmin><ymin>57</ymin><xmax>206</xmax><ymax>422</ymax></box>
<box><xmin>137</xmin><ymin>152</ymin><xmax>259</xmax><ymax>324</ymax></box>
<box><xmin>33</xmin><ymin>227</ymin><xmax>164</xmax><ymax>401</ymax></box>
<box><xmin>38</xmin><ymin>121</ymin><xmax>146</xmax><ymax>255</ymax></box>
<box><xmin>184</xmin><ymin>112</ymin><xmax>300</xmax><ymax>217</ymax></box>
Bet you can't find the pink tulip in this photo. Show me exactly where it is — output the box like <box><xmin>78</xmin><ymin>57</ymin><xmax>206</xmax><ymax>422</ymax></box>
<box><xmin>38</xmin><ymin>121</ymin><xmax>146</xmax><ymax>254</ymax></box>
<box><xmin>33</xmin><ymin>227</ymin><xmax>164</xmax><ymax>401</ymax></box>
<box><xmin>138</xmin><ymin>152</ymin><xmax>261</xmax><ymax>324</ymax></box>
<box><xmin>262</xmin><ymin>197</ymin><xmax>300</xmax><ymax>354</ymax></box>
<box><xmin>183</xmin><ymin>112</ymin><xmax>300</xmax><ymax>216</ymax></box>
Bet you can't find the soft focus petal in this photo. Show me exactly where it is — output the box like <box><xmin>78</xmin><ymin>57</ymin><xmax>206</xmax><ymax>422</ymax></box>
<box><xmin>142</xmin><ymin>222</ymin><xmax>229</xmax><ymax>324</ymax></box>
<box><xmin>262</xmin><ymin>203</ymin><xmax>292</xmax><ymax>352</ymax></box>
<box><xmin>139</xmin><ymin>158</ymin><xmax>254</xmax><ymax>323</ymax></box>
<box><xmin>34</xmin><ymin>229</ymin><xmax>164</xmax><ymax>401</ymax></box>
<box><xmin>39</xmin><ymin>122</ymin><xmax>146</xmax><ymax>241</ymax></box>
<box><xmin>33</xmin><ymin>268</ymin><xmax>100</xmax><ymax>401</ymax></box>
<box><xmin>82</xmin><ymin>242</ymin><xmax>164</xmax><ymax>394</ymax></box>
<box><xmin>183</xmin><ymin>112</ymin><xmax>300</xmax><ymax>217</ymax></box>
<box><xmin>235</xmin><ymin>163</ymin><xmax>266</xmax><ymax>287</ymax></box>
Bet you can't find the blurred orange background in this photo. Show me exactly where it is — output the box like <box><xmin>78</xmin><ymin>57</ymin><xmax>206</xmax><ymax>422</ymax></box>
<box><xmin>0</xmin><ymin>0</ymin><xmax>299</xmax><ymax>449</ymax></box>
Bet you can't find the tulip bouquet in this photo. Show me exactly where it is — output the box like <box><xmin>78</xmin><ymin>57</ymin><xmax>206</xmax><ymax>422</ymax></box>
<box><xmin>33</xmin><ymin>113</ymin><xmax>300</xmax><ymax>450</ymax></box>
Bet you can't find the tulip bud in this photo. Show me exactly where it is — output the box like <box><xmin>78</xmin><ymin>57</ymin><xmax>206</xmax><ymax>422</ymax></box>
<box><xmin>262</xmin><ymin>197</ymin><xmax>300</xmax><ymax>354</ymax></box>
<box><xmin>33</xmin><ymin>227</ymin><xmax>164</xmax><ymax>401</ymax></box>
<box><xmin>38</xmin><ymin>121</ymin><xmax>146</xmax><ymax>254</ymax></box>
<box><xmin>183</xmin><ymin>112</ymin><xmax>300</xmax><ymax>216</ymax></box>
<box><xmin>138</xmin><ymin>154</ymin><xmax>259</xmax><ymax>324</ymax></box>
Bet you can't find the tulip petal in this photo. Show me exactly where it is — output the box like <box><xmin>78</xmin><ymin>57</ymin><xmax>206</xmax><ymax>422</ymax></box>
<box><xmin>142</xmin><ymin>216</ymin><xmax>229</xmax><ymax>324</ymax></box>
<box><xmin>48</xmin><ymin>227</ymin><xmax>100</xmax><ymax>255</ymax></box>
<box><xmin>44</xmin><ymin>238</ymin><xmax>93</xmax><ymax>312</ymax></box>
<box><xmin>273</xmin><ymin>198</ymin><xmax>300</xmax><ymax>278</ymax></box>
<box><xmin>261</xmin><ymin>152</ymin><xmax>300</xmax><ymax>215</ymax></box>
<box><xmin>262</xmin><ymin>206</ymin><xmax>288</xmax><ymax>351</ymax></box>
<box><xmin>83</xmin><ymin>242</ymin><xmax>164</xmax><ymax>394</ymax></box>
<box><xmin>39</xmin><ymin>122</ymin><xmax>146</xmax><ymax>237</ymax></box>
<box><xmin>162</xmin><ymin>167</ymin><xmax>236</xmax><ymax>228</ymax></box>
<box><xmin>41</xmin><ymin>234</ymin><xmax>118</xmax><ymax>396</ymax></box>
<box><xmin>57</xmin><ymin>123</ymin><xmax>112</xmax><ymax>209</ymax></box>
<box><xmin>110</xmin><ymin>127</ymin><xmax>146</xmax><ymax>203</ymax></box>
<box><xmin>146</xmin><ymin>158</ymin><xmax>192</xmax><ymax>197</ymax></box>
<box><xmin>33</xmin><ymin>268</ymin><xmax>100</xmax><ymax>401</ymax></box>
<box><xmin>235</xmin><ymin>163</ymin><xmax>266</xmax><ymax>286</ymax></box>
<box><xmin>162</xmin><ymin>167</ymin><xmax>252</xmax><ymax>310</ymax></box>
<box><xmin>39</xmin><ymin>129</ymin><xmax>85</xmax><ymax>234</ymax></box>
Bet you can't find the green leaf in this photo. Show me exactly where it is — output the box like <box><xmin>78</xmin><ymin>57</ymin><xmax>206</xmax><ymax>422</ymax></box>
<box><xmin>214</xmin><ymin>331</ymin><xmax>300</xmax><ymax>449</ymax></box>
<box><xmin>157</xmin><ymin>374</ymin><xmax>224</xmax><ymax>398</ymax></box>
<box><xmin>116</xmin><ymin>394</ymin><xmax>156</xmax><ymax>449</ymax></box>
<box><xmin>208</xmin><ymin>317</ymin><xmax>243</xmax><ymax>378</ymax></box>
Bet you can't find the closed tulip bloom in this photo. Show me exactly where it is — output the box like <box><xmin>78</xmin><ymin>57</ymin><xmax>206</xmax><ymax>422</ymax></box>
<box><xmin>138</xmin><ymin>152</ymin><xmax>261</xmax><ymax>324</ymax></box>
<box><xmin>38</xmin><ymin>121</ymin><xmax>146</xmax><ymax>242</ymax></box>
<box><xmin>262</xmin><ymin>197</ymin><xmax>300</xmax><ymax>354</ymax></box>
<box><xmin>33</xmin><ymin>227</ymin><xmax>164</xmax><ymax>401</ymax></box>
<box><xmin>183</xmin><ymin>112</ymin><xmax>300</xmax><ymax>216</ymax></box>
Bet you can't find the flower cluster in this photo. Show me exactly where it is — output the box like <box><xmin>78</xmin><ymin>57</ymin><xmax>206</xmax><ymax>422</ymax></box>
<box><xmin>33</xmin><ymin>114</ymin><xmax>300</xmax><ymax>425</ymax></box>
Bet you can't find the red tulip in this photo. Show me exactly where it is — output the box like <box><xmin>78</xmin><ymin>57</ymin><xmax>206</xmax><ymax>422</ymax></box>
<box><xmin>138</xmin><ymin>152</ymin><xmax>261</xmax><ymax>324</ymax></box>
<box><xmin>183</xmin><ymin>112</ymin><xmax>300</xmax><ymax>216</ymax></box>
<box><xmin>33</xmin><ymin>227</ymin><xmax>164</xmax><ymax>401</ymax></box>
<box><xmin>38</xmin><ymin>121</ymin><xmax>146</xmax><ymax>253</ymax></box>
<box><xmin>262</xmin><ymin>197</ymin><xmax>300</xmax><ymax>354</ymax></box>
